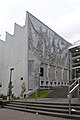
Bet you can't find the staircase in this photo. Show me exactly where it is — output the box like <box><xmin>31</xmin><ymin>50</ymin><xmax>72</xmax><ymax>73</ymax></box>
<box><xmin>47</xmin><ymin>86</ymin><xmax>78</xmax><ymax>98</ymax></box>
<box><xmin>3</xmin><ymin>78</ymin><xmax>80</xmax><ymax>119</ymax></box>
<box><xmin>47</xmin><ymin>86</ymin><xmax>68</xmax><ymax>98</ymax></box>
<box><xmin>3</xmin><ymin>99</ymin><xmax>80</xmax><ymax>119</ymax></box>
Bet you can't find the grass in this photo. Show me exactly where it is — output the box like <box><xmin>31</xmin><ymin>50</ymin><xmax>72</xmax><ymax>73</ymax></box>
<box><xmin>0</xmin><ymin>100</ymin><xmax>9</xmax><ymax>106</ymax></box>
<box><xmin>0</xmin><ymin>89</ymin><xmax>50</xmax><ymax>101</ymax></box>
<box><xmin>27</xmin><ymin>89</ymin><xmax>50</xmax><ymax>99</ymax></box>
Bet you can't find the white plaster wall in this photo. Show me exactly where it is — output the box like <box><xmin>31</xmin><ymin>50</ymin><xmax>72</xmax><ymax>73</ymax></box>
<box><xmin>0</xmin><ymin>40</ymin><xmax>5</xmax><ymax>94</ymax></box>
<box><xmin>2</xmin><ymin>12</ymin><xmax>28</xmax><ymax>97</ymax></box>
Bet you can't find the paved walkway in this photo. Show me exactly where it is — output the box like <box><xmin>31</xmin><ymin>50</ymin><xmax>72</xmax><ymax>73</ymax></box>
<box><xmin>25</xmin><ymin>98</ymin><xmax>80</xmax><ymax>104</ymax></box>
<box><xmin>0</xmin><ymin>108</ymin><xmax>72</xmax><ymax>120</ymax></box>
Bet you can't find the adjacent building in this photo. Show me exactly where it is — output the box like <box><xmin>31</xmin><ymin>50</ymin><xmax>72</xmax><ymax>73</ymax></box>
<box><xmin>68</xmin><ymin>41</ymin><xmax>80</xmax><ymax>83</ymax></box>
<box><xmin>0</xmin><ymin>12</ymin><xmax>71</xmax><ymax>97</ymax></box>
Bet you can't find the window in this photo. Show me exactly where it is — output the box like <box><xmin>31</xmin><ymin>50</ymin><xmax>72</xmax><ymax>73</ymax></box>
<box><xmin>58</xmin><ymin>82</ymin><xmax>60</xmax><ymax>85</ymax></box>
<box><xmin>21</xmin><ymin>77</ymin><xmax>23</xmax><ymax>80</ymax></box>
<box><xmin>50</xmin><ymin>82</ymin><xmax>53</xmax><ymax>86</ymax></box>
<box><xmin>0</xmin><ymin>83</ymin><xmax>2</xmax><ymax>87</ymax></box>
<box><xmin>41</xmin><ymin>81</ymin><xmax>44</xmax><ymax>85</ymax></box>
<box><xmin>40</xmin><ymin>67</ymin><xmax>44</xmax><ymax>77</ymax></box>
<box><xmin>61</xmin><ymin>82</ymin><xmax>63</xmax><ymax>85</ymax></box>
<box><xmin>67</xmin><ymin>83</ymin><xmax>69</xmax><ymax>85</ymax></box>
<box><xmin>46</xmin><ymin>81</ymin><xmax>48</xmax><ymax>85</ymax></box>
<box><xmin>54</xmin><ymin>82</ymin><xmax>56</xmax><ymax>85</ymax></box>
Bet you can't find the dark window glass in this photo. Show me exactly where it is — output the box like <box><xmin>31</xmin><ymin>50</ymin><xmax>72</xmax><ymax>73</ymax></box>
<box><xmin>61</xmin><ymin>82</ymin><xmax>63</xmax><ymax>85</ymax></box>
<box><xmin>50</xmin><ymin>82</ymin><xmax>52</xmax><ymax>85</ymax></box>
<box><xmin>54</xmin><ymin>82</ymin><xmax>56</xmax><ymax>85</ymax></box>
<box><xmin>41</xmin><ymin>81</ymin><xmax>44</xmax><ymax>85</ymax></box>
<box><xmin>0</xmin><ymin>84</ymin><xmax>2</xmax><ymax>87</ymax></box>
<box><xmin>21</xmin><ymin>77</ymin><xmax>23</xmax><ymax>80</ymax></box>
<box><xmin>40</xmin><ymin>67</ymin><xmax>44</xmax><ymax>77</ymax></box>
<box><xmin>46</xmin><ymin>81</ymin><xmax>48</xmax><ymax>85</ymax></box>
<box><xmin>58</xmin><ymin>82</ymin><xmax>60</xmax><ymax>85</ymax></box>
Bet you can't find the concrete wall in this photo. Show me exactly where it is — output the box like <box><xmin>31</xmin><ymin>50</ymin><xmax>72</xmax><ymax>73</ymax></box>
<box><xmin>28</xmin><ymin>12</ymin><xmax>71</xmax><ymax>89</ymax></box>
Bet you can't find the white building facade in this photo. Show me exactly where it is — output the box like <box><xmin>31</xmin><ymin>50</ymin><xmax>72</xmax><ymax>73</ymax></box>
<box><xmin>68</xmin><ymin>41</ymin><xmax>80</xmax><ymax>83</ymax></box>
<box><xmin>0</xmin><ymin>12</ymin><xmax>71</xmax><ymax>97</ymax></box>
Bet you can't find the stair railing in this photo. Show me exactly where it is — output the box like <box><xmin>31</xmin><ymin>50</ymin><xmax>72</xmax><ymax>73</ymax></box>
<box><xmin>25</xmin><ymin>87</ymin><xmax>38</xmax><ymax>108</ymax></box>
<box><xmin>26</xmin><ymin>87</ymin><xmax>37</xmax><ymax>97</ymax></box>
<box><xmin>68</xmin><ymin>77</ymin><xmax>80</xmax><ymax>114</ymax></box>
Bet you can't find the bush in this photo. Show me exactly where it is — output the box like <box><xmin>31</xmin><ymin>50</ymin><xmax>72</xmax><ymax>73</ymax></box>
<box><xmin>3</xmin><ymin>96</ymin><xmax>7</xmax><ymax>100</ymax></box>
<box><xmin>16</xmin><ymin>97</ymin><xmax>20</xmax><ymax>99</ymax></box>
<box><xmin>12</xmin><ymin>96</ymin><xmax>16</xmax><ymax>100</ymax></box>
<box><xmin>0</xmin><ymin>94</ymin><xmax>3</xmax><ymax>98</ymax></box>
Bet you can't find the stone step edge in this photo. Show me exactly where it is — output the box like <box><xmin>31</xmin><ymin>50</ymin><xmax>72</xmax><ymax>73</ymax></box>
<box><xmin>4</xmin><ymin>106</ymin><xmax>80</xmax><ymax>119</ymax></box>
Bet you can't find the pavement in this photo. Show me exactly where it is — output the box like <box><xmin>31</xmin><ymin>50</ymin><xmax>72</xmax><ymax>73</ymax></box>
<box><xmin>0</xmin><ymin>98</ymin><xmax>79</xmax><ymax>120</ymax></box>
<box><xmin>25</xmin><ymin>97</ymin><xmax>80</xmax><ymax>104</ymax></box>
<box><xmin>0</xmin><ymin>108</ymin><xmax>72</xmax><ymax>120</ymax></box>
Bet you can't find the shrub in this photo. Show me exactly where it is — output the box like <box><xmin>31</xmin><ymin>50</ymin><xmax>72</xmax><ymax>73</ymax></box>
<box><xmin>0</xmin><ymin>94</ymin><xmax>3</xmax><ymax>98</ymax></box>
<box><xmin>3</xmin><ymin>95</ymin><xmax>7</xmax><ymax>100</ymax></box>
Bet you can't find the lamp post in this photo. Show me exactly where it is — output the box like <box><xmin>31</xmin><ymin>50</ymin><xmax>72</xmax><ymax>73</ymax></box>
<box><xmin>10</xmin><ymin>68</ymin><xmax>14</xmax><ymax>83</ymax></box>
<box><xmin>9</xmin><ymin>68</ymin><xmax>14</xmax><ymax>100</ymax></box>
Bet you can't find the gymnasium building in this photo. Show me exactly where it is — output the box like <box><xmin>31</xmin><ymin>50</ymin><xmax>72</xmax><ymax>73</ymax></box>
<box><xmin>0</xmin><ymin>12</ymin><xmax>71</xmax><ymax>97</ymax></box>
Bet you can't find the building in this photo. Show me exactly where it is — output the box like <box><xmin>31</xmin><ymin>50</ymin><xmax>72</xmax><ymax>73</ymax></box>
<box><xmin>68</xmin><ymin>41</ymin><xmax>80</xmax><ymax>83</ymax></box>
<box><xmin>0</xmin><ymin>12</ymin><xmax>71</xmax><ymax>97</ymax></box>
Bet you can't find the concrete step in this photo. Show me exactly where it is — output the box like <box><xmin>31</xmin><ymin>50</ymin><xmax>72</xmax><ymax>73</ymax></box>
<box><xmin>5</xmin><ymin>104</ymin><xmax>69</xmax><ymax>113</ymax></box>
<box><xmin>5</xmin><ymin>103</ymin><xmax>80</xmax><ymax>115</ymax></box>
<box><xmin>3</xmin><ymin>99</ymin><xmax>80</xmax><ymax>119</ymax></box>
<box><xmin>8</xmin><ymin>99</ymin><xmax>80</xmax><ymax>106</ymax></box>
<box><xmin>5</xmin><ymin>102</ymin><xmax>80</xmax><ymax>110</ymax></box>
<box><xmin>4</xmin><ymin>105</ymin><xmax>80</xmax><ymax>119</ymax></box>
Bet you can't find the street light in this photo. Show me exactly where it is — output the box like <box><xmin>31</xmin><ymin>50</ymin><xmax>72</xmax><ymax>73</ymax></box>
<box><xmin>8</xmin><ymin>68</ymin><xmax>14</xmax><ymax>100</ymax></box>
<box><xmin>10</xmin><ymin>68</ymin><xmax>14</xmax><ymax>83</ymax></box>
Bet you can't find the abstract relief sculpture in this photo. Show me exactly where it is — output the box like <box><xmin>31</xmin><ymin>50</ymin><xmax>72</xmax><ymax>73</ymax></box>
<box><xmin>28</xmin><ymin>13</ymin><xmax>71</xmax><ymax>89</ymax></box>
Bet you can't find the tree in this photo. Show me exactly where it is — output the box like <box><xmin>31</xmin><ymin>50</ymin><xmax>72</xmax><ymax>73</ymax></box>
<box><xmin>7</xmin><ymin>81</ymin><xmax>14</xmax><ymax>100</ymax></box>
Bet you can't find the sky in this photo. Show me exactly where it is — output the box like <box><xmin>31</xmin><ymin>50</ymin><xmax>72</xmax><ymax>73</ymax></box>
<box><xmin>0</xmin><ymin>0</ymin><xmax>80</xmax><ymax>44</ymax></box>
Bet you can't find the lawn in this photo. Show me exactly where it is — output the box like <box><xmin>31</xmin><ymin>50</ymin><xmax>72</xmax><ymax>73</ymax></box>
<box><xmin>27</xmin><ymin>89</ymin><xmax>50</xmax><ymax>99</ymax></box>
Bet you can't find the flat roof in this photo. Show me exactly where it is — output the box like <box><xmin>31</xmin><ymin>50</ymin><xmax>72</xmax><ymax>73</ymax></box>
<box><xmin>68</xmin><ymin>40</ymin><xmax>80</xmax><ymax>50</ymax></box>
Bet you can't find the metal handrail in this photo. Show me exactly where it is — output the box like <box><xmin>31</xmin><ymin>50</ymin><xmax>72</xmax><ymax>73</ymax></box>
<box><xmin>68</xmin><ymin>78</ymin><xmax>80</xmax><ymax>114</ymax></box>
<box><xmin>25</xmin><ymin>87</ymin><xmax>38</xmax><ymax>109</ymax></box>
<box><xmin>69</xmin><ymin>84</ymin><xmax>79</xmax><ymax>94</ymax></box>
<box><xmin>69</xmin><ymin>79</ymin><xmax>78</xmax><ymax>89</ymax></box>
<box><xmin>26</xmin><ymin>87</ymin><xmax>37</xmax><ymax>97</ymax></box>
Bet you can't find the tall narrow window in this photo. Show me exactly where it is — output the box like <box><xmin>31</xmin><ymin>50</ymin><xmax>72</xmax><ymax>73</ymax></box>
<box><xmin>40</xmin><ymin>67</ymin><xmax>44</xmax><ymax>77</ymax></box>
<box><xmin>0</xmin><ymin>83</ymin><xmax>2</xmax><ymax>87</ymax></box>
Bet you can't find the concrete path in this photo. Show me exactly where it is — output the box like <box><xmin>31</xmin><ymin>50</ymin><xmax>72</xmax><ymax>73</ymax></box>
<box><xmin>25</xmin><ymin>98</ymin><xmax>80</xmax><ymax>104</ymax></box>
<box><xmin>0</xmin><ymin>108</ymin><xmax>72</xmax><ymax>120</ymax></box>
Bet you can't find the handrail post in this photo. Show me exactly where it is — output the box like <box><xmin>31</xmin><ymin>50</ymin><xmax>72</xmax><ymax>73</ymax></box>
<box><xmin>35</xmin><ymin>88</ymin><xmax>38</xmax><ymax>101</ymax></box>
<box><xmin>25</xmin><ymin>98</ymin><xmax>26</xmax><ymax>109</ymax></box>
<box><xmin>78</xmin><ymin>79</ymin><xmax>80</xmax><ymax>102</ymax></box>
<box><xmin>68</xmin><ymin>78</ymin><xmax>80</xmax><ymax>114</ymax></box>
<box><xmin>69</xmin><ymin>94</ymin><xmax>71</xmax><ymax>114</ymax></box>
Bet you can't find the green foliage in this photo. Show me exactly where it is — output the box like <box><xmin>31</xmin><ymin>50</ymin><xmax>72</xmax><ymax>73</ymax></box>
<box><xmin>0</xmin><ymin>100</ymin><xmax>9</xmax><ymax>106</ymax></box>
<box><xmin>3</xmin><ymin>95</ymin><xmax>7</xmax><ymax>100</ymax></box>
<box><xmin>27</xmin><ymin>89</ymin><xmax>49</xmax><ymax>99</ymax></box>
<box><xmin>7</xmin><ymin>81</ymin><xmax>14</xmax><ymax>100</ymax></box>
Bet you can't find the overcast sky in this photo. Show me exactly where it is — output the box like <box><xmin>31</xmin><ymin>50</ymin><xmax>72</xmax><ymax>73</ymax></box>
<box><xmin>0</xmin><ymin>0</ymin><xmax>80</xmax><ymax>44</ymax></box>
